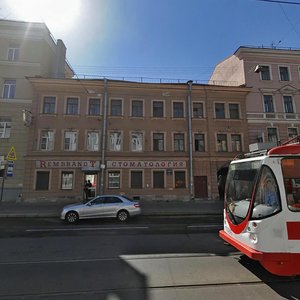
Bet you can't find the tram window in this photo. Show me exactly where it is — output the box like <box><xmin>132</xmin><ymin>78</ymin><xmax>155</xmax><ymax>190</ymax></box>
<box><xmin>252</xmin><ymin>166</ymin><xmax>281</xmax><ymax>219</ymax></box>
<box><xmin>225</xmin><ymin>161</ymin><xmax>260</xmax><ymax>224</ymax></box>
<box><xmin>282</xmin><ymin>158</ymin><xmax>300</xmax><ymax>212</ymax></box>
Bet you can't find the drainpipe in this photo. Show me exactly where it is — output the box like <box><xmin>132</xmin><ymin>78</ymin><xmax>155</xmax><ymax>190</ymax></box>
<box><xmin>100</xmin><ymin>78</ymin><xmax>108</xmax><ymax>194</ymax></box>
<box><xmin>187</xmin><ymin>80</ymin><xmax>194</xmax><ymax>200</ymax></box>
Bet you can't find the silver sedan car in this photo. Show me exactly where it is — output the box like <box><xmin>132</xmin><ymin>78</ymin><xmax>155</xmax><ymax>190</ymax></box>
<box><xmin>61</xmin><ymin>195</ymin><xmax>141</xmax><ymax>223</ymax></box>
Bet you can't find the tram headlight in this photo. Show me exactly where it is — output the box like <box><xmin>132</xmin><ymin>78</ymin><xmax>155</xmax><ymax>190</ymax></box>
<box><xmin>249</xmin><ymin>233</ymin><xmax>258</xmax><ymax>244</ymax></box>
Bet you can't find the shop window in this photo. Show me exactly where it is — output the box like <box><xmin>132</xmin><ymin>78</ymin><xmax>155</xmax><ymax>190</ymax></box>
<box><xmin>36</xmin><ymin>171</ymin><xmax>49</xmax><ymax>190</ymax></box>
<box><xmin>108</xmin><ymin>171</ymin><xmax>120</xmax><ymax>188</ymax></box>
<box><xmin>175</xmin><ymin>171</ymin><xmax>186</xmax><ymax>188</ymax></box>
<box><xmin>153</xmin><ymin>171</ymin><xmax>164</xmax><ymax>188</ymax></box>
<box><xmin>131</xmin><ymin>171</ymin><xmax>143</xmax><ymax>188</ymax></box>
<box><xmin>61</xmin><ymin>171</ymin><xmax>73</xmax><ymax>190</ymax></box>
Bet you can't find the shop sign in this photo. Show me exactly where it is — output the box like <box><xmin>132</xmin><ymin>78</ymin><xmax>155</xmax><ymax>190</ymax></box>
<box><xmin>36</xmin><ymin>160</ymin><xmax>100</xmax><ymax>169</ymax></box>
<box><xmin>107</xmin><ymin>160</ymin><xmax>187</xmax><ymax>169</ymax></box>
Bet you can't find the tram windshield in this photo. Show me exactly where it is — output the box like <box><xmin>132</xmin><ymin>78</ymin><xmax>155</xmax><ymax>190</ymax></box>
<box><xmin>282</xmin><ymin>158</ymin><xmax>300</xmax><ymax>212</ymax></box>
<box><xmin>225</xmin><ymin>161</ymin><xmax>261</xmax><ymax>225</ymax></box>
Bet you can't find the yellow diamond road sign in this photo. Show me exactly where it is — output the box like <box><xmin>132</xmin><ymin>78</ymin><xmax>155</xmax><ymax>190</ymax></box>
<box><xmin>6</xmin><ymin>146</ymin><xmax>17</xmax><ymax>161</ymax></box>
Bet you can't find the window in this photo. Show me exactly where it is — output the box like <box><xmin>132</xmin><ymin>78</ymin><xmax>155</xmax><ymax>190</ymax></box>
<box><xmin>260</xmin><ymin>65</ymin><xmax>271</xmax><ymax>80</ymax></box>
<box><xmin>153</xmin><ymin>133</ymin><xmax>164</xmax><ymax>151</ymax></box>
<box><xmin>131</xmin><ymin>132</ymin><xmax>143</xmax><ymax>151</ymax></box>
<box><xmin>89</xmin><ymin>98</ymin><xmax>101</xmax><ymax>116</ymax></box>
<box><xmin>279</xmin><ymin>66</ymin><xmax>290</xmax><ymax>81</ymax></box>
<box><xmin>229</xmin><ymin>104</ymin><xmax>240</xmax><ymax>119</ymax></box>
<box><xmin>64</xmin><ymin>131</ymin><xmax>77</xmax><ymax>151</ymax></box>
<box><xmin>132</xmin><ymin>100</ymin><xmax>143</xmax><ymax>117</ymax></box>
<box><xmin>215</xmin><ymin>103</ymin><xmax>225</xmax><ymax>119</ymax></box>
<box><xmin>193</xmin><ymin>102</ymin><xmax>204</xmax><ymax>118</ymax></box>
<box><xmin>35</xmin><ymin>171</ymin><xmax>49</xmax><ymax>190</ymax></box>
<box><xmin>66</xmin><ymin>97</ymin><xmax>79</xmax><ymax>115</ymax></box>
<box><xmin>43</xmin><ymin>96</ymin><xmax>56</xmax><ymax>114</ymax></box>
<box><xmin>267</xmin><ymin>128</ymin><xmax>278</xmax><ymax>143</ymax></box>
<box><xmin>3</xmin><ymin>80</ymin><xmax>16</xmax><ymax>99</ymax></box>
<box><xmin>0</xmin><ymin>118</ymin><xmax>11</xmax><ymax>138</ymax></box>
<box><xmin>288</xmin><ymin>127</ymin><xmax>298</xmax><ymax>139</ymax></box>
<box><xmin>8</xmin><ymin>46</ymin><xmax>20</xmax><ymax>61</ymax></box>
<box><xmin>61</xmin><ymin>171</ymin><xmax>73</xmax><ymax>190</ymax></box>
<box><xmin>282</xmin><ymin>158</ymin><xmax>300</xmax><ymax>212</ymax></box>
<box><xmin>173</xmin><ymin>102</ymin><xmax>184</xmax><ymax>118</ymax></box>
<box><xmin>153</xmin><ymin>171</ymin><xmax>164</xmax><ymax>188</ymax></box>
<box><xmin>110</xmin><ymin>131</ymin><xmax>122</xmax><ymax>151</ymax></box>
<box><xmin>283</xmin><ymin>96</ymin><xmax>294</xmax><ymax>113</ymax></box>
<box><xmin>87</xmin><ymin>131</ymin><xmax>99</xmax><ymax>151</ymax></box>
<box><xmin>263</xmin><ymin>95</ymin><xmax>274</xmax><ymax>113</ymax></box>
<box><xmin>131</xmin><ymin>171</ymin><xmax>143</xmax><ymax>188</ymax></box>
<box><xmin>252</xmin><ymin>166</ymin><xmax>281</xmax><ymax>218</ymax></box>
<box><xmin>174</xmin><ymin>133</ymin><xmax>185</xmax><ymax>151</ymax></box>
<box><xmin>194</xmin><ymin>133</ymin><xmax>205</xmax><ymax>152</ymax></box>
<box><xmin>153</xmin><ymin>101</ymin><xmax>164</xmax><ymax>118</ymax></box>
<box><xmin>175</xmin><ymin>171</ymin><xmax>186</xmax><ymax>188</ymax></box>
<box><xmin>108</xmin><ymin>171</ymin><xmax>120</xmax><ymax>188</ymax></box>
<box><xmin>111</xmin><ymin>99</ymin><xmax>122</xmax><ymax>116</ymax></box>
<box><xmin>40</xmin><ymin>130</ymin><xmax>54</xmax><ymax>151</ymax></box>
<box><xmin>217</xmin><ymin>134</ymin><xmax>228</xmax><ymax>152</ymax></box>
<box><xmin>231</xmin><ymin>134</ymin><xmax>242</xmax><ymax>152</ymax></box>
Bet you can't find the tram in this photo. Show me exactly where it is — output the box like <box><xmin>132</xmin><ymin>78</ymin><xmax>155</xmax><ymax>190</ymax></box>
<box><xmin>219</xmin><ymin>136</ymin><xmax>300</xmax><ymax>276</ymax></box>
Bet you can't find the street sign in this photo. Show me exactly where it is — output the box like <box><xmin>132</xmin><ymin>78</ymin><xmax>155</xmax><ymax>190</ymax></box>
<box><xmin>6</xmin><ymin>161</ymin><xmax>14</xmax><ymax>177</ymax></box>
<box><xmin>6</xmin><ymin>146</ymin><xmax>17</xmax><ymax>161</ymax></box>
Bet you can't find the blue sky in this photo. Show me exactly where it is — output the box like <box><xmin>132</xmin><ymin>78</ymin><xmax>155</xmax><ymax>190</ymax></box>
<box><xmin>1</xmin><ymin>0</ymin><xmax>300</xmax><ymax>81</ymax></box>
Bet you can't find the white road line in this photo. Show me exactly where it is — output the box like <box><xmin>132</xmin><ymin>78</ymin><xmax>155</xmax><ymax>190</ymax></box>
<box><xmin>26</xmin><ymin>226</ymin><xmax>149</xmax><ymax>232</ymax></box>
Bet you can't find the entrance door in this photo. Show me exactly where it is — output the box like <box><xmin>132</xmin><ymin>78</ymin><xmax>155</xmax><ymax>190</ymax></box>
<box><xmin>84</xmin><ymin>174</ymin><xmax>97</xmax><ymax>198</ymax></box>
<box><xmin>194</xmin><ymin>176</ymin><xmax>208</xmax><ymax>198</ymax></box>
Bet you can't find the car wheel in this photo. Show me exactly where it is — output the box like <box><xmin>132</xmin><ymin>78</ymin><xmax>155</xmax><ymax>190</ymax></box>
<box><xmin>117</xmin><ymin>210</ymin><xmax>129</xmax><ymax>222</ymax></box>
<box><xmin>65</xmin><ymin>211</ymin><xmax>79</xmax><ymax>223</ymax></box>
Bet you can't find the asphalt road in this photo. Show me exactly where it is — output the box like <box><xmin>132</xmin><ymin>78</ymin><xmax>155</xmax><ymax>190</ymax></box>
<box><xmin>0</xmin><ymin>216</ymin><xmax>299</xmax><ymax>299</ymax></box>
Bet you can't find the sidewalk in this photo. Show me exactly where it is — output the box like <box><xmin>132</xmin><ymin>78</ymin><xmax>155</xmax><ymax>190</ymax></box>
<box><xmin>0</xmin><ymin>199</ymin><xmax>224</xmax><ymax>218</ymax></box>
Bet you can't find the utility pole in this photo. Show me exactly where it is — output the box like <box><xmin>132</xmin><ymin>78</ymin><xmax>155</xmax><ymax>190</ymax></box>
<box><xmin>187</xmin><ymin>80</ymin><xmax>194</xmax><ymax>200</ymax></box>
<box><xmin>100</xmin><ymin>78</ymin><xmax>108</xmax><ymax>195</ymax></box>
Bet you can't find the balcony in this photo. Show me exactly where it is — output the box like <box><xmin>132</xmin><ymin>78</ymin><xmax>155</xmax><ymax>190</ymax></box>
<box><xmin>247</xmin><ymin>112</ymin><xmax>300</xmax><ymax>121</ymax></box>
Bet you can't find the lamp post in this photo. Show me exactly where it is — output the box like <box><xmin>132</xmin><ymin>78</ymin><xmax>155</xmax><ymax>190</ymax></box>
<box><xmin>187</xmin><ymin>80</ymin><xmax>194</xmax><ymax>200</ymax></box>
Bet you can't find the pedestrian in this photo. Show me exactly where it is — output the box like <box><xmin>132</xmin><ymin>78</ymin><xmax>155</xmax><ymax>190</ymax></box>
<box><xmin>84</xmin><ymin>180</ymin><xmax>89</xmax><ymax>202</ymax></box>
<box><xmin>87</xmin><ymin>180</ymin><xmax>92</xmax><ymax>197</ymax></box>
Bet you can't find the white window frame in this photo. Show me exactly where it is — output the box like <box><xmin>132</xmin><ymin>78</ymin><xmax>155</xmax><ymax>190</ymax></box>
<box><xmin>131</xmin><ymin>132</ymin><xmax>143</xmax><ymax>152</ymax></box>
<box><xmin>152</xmin><ymin>100</ymin><xmax>165</xmax><ymax>118</ymax></box>
<box><xmin>193</xmin><ymin>101</ymin><xmax>204</xmax><ymax>118</ymax></box>
<box><xmin>259</xmin><ymin>65</ymin><xmax>272</xmax><ymax>81</ymax></box>
<box><xmin>61</xmin><ymin>171</ymin><xmax>74</xmax><ymax>190</ymax></box>
<box><xmin>40</xmin><ymin>130</ymin><xmax>54</xmax><ymax>151</ymax></box>
<box><xmin>3</xmin><ymin>80</ymin><xmax>16</xmax><ymax>99</ymax></box>
<box><xmin>64</xmin><ymin>131</ymin><xmax>77</xmax><ymax>151</ymax></box>
<box><xmin>172</xmin><ymin>101</ymin><xmax>185</xmax><ymax>118</ymax></box>
<box><xmin>0</xmin><ymin>121</ymin><xmax>11</xmax><ymax>138</ymax></box>
<box><xmin>131</xmin><ymin>99</ymin><xmax>144</xmax><ymax>117</ymax></box>
<box><xmin>87</xmin><ymin>131</ymin><xmax>99</xmax><ymax>151</ymax></box>
<box><xmin>8</xmin><ymin>47</ymin><xmax>20</xmax><ymax>61</ymax></box>
<box><xmin>278</xmin><ymin>66</ymin><xmax>291</xmax><ymax>81</ymax></box>
<box><xmin>110</xmin><ymin>98</ymin><xmax>123</xmax><ymax>116</ymax></box>
<box><xmin>109</xmin><ymin>131</ymin><xmax>122</xmax><ymax>151</ymax></box>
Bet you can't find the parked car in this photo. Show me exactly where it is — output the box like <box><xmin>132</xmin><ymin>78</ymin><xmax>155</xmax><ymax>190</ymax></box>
<box><xmin>61</xmin><ymin>195</ymin><xmax>141</xmax><ymax>223</ymax></box>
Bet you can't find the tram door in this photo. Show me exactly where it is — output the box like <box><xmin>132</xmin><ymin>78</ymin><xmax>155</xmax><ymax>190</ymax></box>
<box><xmin>84</xmin><ymin>174</ymin><xmax>97</xmax><ymax>198</ymax></box>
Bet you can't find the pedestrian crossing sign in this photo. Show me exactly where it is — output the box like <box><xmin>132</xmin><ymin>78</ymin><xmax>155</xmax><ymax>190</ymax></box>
<box><xmin>6</xmin><ymin>146</ymin><xmax>17</xmax><ymax>161</ymax></box>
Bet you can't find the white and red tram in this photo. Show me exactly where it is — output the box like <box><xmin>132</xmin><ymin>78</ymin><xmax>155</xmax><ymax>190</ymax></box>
<box><xmin>219</xmin><ymin>137</ymin><xmax>300</xmax><ymax>276</ymax></box>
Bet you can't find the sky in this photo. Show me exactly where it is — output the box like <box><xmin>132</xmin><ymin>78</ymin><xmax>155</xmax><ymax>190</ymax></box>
<box><xmin>1</xmin><ymin>0</ymin><xmax>300</xmax><ymax>82</ymax></box>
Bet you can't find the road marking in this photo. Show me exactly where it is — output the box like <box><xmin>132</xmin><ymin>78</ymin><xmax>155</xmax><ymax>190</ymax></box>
<box><xmin>25</xmin><ymin>226</ymin><xmax>149</xmax><ymax>232</ymax></box>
